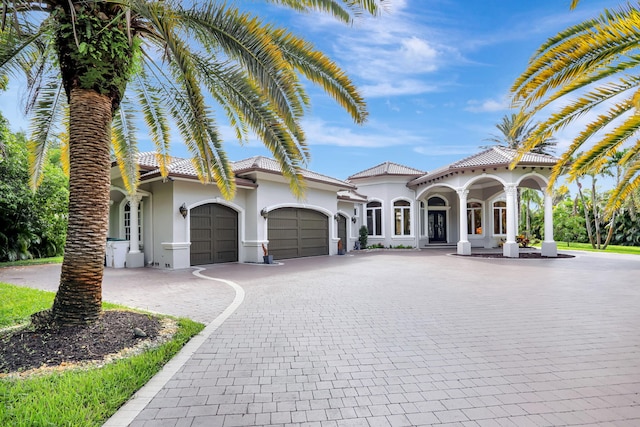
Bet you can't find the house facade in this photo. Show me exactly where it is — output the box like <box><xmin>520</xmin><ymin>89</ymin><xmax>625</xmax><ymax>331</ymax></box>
<box><xmin>108</xmin><ymin>147</ymin><xmax>558</xmax><ymax>269</ymax></box>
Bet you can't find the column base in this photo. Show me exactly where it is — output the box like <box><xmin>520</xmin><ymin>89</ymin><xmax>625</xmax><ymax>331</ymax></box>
<box><xmin>541</xmin><ymin>241</ymin><xmax>557</xmax><ymax>257</ymax></box>
<box><xmin>457</xmin><ymin>241</ymin><xmax>471</xmax><ymax>256</ymax></box>
<box><xmin>503</xmin><ymin>242</ymin><xmax>519</xmax><ymax>258</ymax></box>
<box><xmin>126</xmin><ymin>251</ymin><xmax>145</xmax><ymax>268</ymax></box>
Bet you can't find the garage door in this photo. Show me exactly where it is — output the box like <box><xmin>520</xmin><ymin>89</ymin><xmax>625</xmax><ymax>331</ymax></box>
<box><xmin>268</xmin><ymin>208</ymin><xmax>328</xmax><ymax>260</ymax></box>
<box><xmin>190</xmin><ymin>204</ymin><xmax>238</xmax><ymax>265</ymax></box>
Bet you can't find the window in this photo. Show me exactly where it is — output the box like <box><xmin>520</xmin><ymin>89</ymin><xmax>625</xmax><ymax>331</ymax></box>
<box><xmin>124</xmin><ymin>201</ymin><xmax>143</xmax><ymax>242</ymax></box>
<box><xmin>394</xmin><ymin>200</ymin><xmax>411</xmax><ymax>236</ymax></box>
<box><xmin>428</xmin><ymin>197</ymin><xmax>446</xmax><ymax>207</ymax></box>
<box><xmin>419</xmin><ymin>201</ymin><xmax>426</xmax><ymax>236</ymax></box>
<box><xmin>493</xmin><ymin>200</ymin><xmax>507</xmax><ymax>235</ymax></box>
<box><xmin>467</xmin><ymin>202</ymin><xmax>482</xmax><ymax>235</ymax></box>
<box><xmin>366</xmin><ymin>201</ymin><xmax>382</xmax><ymax>236</ymax></box>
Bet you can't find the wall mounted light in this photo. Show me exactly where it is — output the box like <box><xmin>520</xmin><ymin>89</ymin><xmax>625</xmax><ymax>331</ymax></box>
<box><xmin>351</xmin><ymin>216</ymin><xmax>357</xmax><ymax>223</ymax></box>
<box><xmin>334</xmin><ymin>214</ymin><xmax>340</xmax><ymax>221</ymax></box>
<box><xmin>179</xmin><ymin>203</ymin><xmax>188</xmax><ymax>218</ymax></box>
<box><xmin>260</xmin><ymin>208</ymin><xmax>268</xmax><ymax>219</ymax></box>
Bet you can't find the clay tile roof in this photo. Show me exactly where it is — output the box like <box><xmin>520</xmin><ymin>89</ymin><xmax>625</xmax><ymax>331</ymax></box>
<box><xmin>232</xmin><ymin>156</ymin><xmax>354</xmax><ymax>189</ymax></box>
<box><xmin>408</xmin><ymin>147</ymin><xmax>558</xmax><ymax>187</ymax></box>
<box><xmin>337</xmin><ymin>189</ymin><xmax>368</xmax><ymax>203</ymax></box>
<box><xmin>135</xmin><ymin>153</ymin><xmax>352</xmax><ymax>189</ymax></box>
<box><xmin>347</xmin><ymin>161</ymin><xmax>425</xmax><ymax>180</ymax></box>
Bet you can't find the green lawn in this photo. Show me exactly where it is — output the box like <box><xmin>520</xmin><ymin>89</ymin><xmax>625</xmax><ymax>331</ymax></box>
<box><xmin>0</xmin><ymin>283</ymin><xmax>204</xmax><ymax>427</ymax></box>
<box><xmin>558</xmin><ymin>242</ymin><xmax>640</xmax><ymax>255</ymax></box>
<box><xmin>0</xmin><ymin>257</ymin><xmax>63</xmax><ymax>268</ymax></box>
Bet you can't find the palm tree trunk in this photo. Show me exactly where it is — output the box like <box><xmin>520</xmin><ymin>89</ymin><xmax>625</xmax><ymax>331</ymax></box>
<box><xmin>602</xmin><ymin>212</ymin><xmax>616</xmax><ymax>250</ymax></box>
<box><xmin>591</xmin><ymin>176</ymin><xmax>601</xmax><ymax>249</ymax></box>
<box><xmin>51</xmin><ymin>88</ymin><xmax>113</xmax><ymax>326</ymax></box>
<box><xmin>576</xmin><ymin>180</ymin><xmax>595</xmax><ymax>249</ymax></box>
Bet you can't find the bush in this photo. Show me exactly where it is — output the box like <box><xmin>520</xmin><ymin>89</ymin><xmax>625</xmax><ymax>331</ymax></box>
<box><xmin>0</xmin><ymin>114</ymin><xmax>68</xmax><ymax>261</ymax></box>
<box><xmin>358</xmin><ymin>226</ymin><xmax>368</xmax><ymax>249</ymax></box>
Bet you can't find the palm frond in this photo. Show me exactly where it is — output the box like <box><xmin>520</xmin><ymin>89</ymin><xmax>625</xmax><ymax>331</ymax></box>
<box><xmin>27</xmin><ymin>77</ymin><xmax>66</xmax><ymax>189</ymax></box>
<box><xmin>111</xmin><ymin>96</ymin><xmax>139</xmax><ymax>195</ymax></box>
<box><xmin>272</xmin><ymin>27</ymin><xmax>367</xmax><ymax>124</ymax></box>
<box><xmin>130</xmin><ymin>66</ymin><xmax>171</xmax><ymax>177</ymax></box>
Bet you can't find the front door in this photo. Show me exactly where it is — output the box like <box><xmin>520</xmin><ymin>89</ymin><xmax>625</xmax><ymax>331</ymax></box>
<box><xmin>428</xmin><ymin>211</ymin><xmax>446</xmax><ymax>243</ymax></box>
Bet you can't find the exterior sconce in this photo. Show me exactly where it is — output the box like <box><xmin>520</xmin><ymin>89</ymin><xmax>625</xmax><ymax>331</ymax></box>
<box><xmin>260</xmin><ymin>208</ymin><xmax>268</xmax><ymax>219</ymax></box>
<box><xmin>351</xmin><ymin>216</ymin><xmax>357</xmax><ymax>223</ymax></box>
<box><xmin>179</xmin><ymin>203</ymin><xmax>188</xmax><ymax>218</ymax></box>
<box><xmin>334</xmin><ymin>214</ymin><xmax>340</xmax><ymax>221</ymax></box>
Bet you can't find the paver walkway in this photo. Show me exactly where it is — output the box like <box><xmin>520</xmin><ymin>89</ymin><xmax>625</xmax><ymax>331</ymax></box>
<box><xmin>2</xmin><ymin>250</ymin><xmax>640</xmax><ymax>426</ymax></box>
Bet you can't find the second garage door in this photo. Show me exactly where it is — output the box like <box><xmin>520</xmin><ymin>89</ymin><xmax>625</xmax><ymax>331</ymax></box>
<box><xmin>268</xmin><ymin>208</ymin><xmax>329</xmax><ymax>260</ymax></box>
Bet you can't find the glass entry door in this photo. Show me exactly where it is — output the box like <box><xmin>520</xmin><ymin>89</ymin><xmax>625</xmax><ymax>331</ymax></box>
<box><xmin>428</xmin><ymin>211</ymin><xmax>446</xmax><ymax>243</ymax></box>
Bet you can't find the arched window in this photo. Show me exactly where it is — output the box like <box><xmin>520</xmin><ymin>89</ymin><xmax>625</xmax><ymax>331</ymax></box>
<box><xmin>493</xmin><ymin>200</ymin><xmax>507</xmax><ymax>235</ymax></box>
<box><xmin>124</xmin><ymin>201</ymin><xmax>143</xmax><ymax>242</ymax></box>
<box><xmin>467</xmin><ymin>201</ymin><xmax>482</xmax><ymax>235</ymax></box>
<box><xmin>366</xmin><ymin>201</ymin><xmax>382</xmax><ymax>236</ymax></box>
<box><xmin>394</xmin><ymin>200</ymin><xmax>411</xmax><ymax>236</ymax></box>
<box><xmin>428</xmin><ymin>197</ymin><xmax>446</xmax><ymax>207</ymax></box>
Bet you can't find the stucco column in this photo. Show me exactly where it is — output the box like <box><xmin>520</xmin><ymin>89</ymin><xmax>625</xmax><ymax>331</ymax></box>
<box><xmin>457</xmin><ymin>189</ymin><xmax>471</xmax><ymax>255</ymax></box>
<box><xmin>503</xmin><ymin>184</ymin><xmax>519</xmax><ymax>258</ymax></box>
<box><xmin>541</xmin><ymin>187</ymin><xmax>557</xmax><ymax>257</ymax></box>
<box><xmin>126</xmin><ymin>194</ymin><xmax>145</xmax><ymax>268</ymax></box>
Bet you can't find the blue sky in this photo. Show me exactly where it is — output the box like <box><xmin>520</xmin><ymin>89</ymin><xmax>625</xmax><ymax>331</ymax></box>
<box><xmin>0</xmin><ymin>0</ymin><xmax>616</xmax><ymax>181</ymax></box>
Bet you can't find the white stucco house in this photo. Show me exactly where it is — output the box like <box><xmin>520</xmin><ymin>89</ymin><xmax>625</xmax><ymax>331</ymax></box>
<box><xmin>108</xmin><ymin>146</ymin><xmax>559</xmax><ymax>269</ymax></box>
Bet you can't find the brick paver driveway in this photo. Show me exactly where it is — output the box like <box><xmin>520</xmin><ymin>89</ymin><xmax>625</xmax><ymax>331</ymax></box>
<box><xmin>4</xmin><ymin>250</ymin><xmax>640</xmax><ymax>426</ymax></box>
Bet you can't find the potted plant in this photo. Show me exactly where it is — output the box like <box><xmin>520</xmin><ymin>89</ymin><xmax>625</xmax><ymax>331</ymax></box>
<box><xmin>262</xmin><ymin>243</ymin><xmax>273</xmax><ymax>264</ymax></box>
<box><xmin>337</xmin><ymin>239</ymin><xmax>346</xmax><ymax>255</ymax></box>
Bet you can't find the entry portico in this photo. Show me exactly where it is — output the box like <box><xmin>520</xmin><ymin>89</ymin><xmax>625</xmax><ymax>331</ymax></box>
<box><xmin>408</xmin><ymin>147</ymin><xmax>558</xmax><ymax>257</ymax></box>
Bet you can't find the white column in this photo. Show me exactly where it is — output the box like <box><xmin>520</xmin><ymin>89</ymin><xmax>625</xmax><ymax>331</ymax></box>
<box><xmin>125</xmin><ymin>194</ymin><xmax>145</xmax><ymax>268</ymax></box>
<box><xmin>503</xmin><ymin>184</ymin><xmax>519</xmax><ymax>258</ymax></box>
<box><xmin>541</xmin><ymin>187</ymin><xmax>558</xmax><ymax>257</ymax></box>
<box><xmin>457</xmin><ymin>189</ymin><xmax>471</xmax><ymax>255</ymax></box>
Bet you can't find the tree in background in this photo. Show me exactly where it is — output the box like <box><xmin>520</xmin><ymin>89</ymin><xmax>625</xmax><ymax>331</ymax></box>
<box><xmin>1</xmin><ymin>0</ymin><xmax>384</xmax><ymax>325</ymax></box>
<box><xmin>484</xmin><ymin>113</ymin><xmax>557</xmax><ymax>155</ymax></box>
<box><xmin>0</xmin><ymin>113</ymin><xmax>68</xmax><ymax>261</ymax></box>
<box><xmin>511</xmin><ymin>2</ymin><xmax>640</xmax><ymax>214</ymax></box>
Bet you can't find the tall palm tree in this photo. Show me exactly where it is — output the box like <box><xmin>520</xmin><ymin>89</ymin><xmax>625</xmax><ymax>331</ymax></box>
<box><xmin>510</xmin><ymin>2</ymin><xmax>640</xmax><ymax>213</ymax></box>
<box><xmin>485</xmin><ymin>113</ymin><xmax>557</xmax><ymax>155</ymax></box>
<box><xmin>1</xmin><ymin>0</ymin><xmax>384</xmax><ymax>325</ymax></box>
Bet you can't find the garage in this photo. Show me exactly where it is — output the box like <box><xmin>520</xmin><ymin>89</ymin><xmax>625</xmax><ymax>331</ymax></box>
<box><xmin>190</xmin><ymin>204</ymin><xmax>238</xmax><ymax>265</ymax></box>
<box><xmin>267</xmin><ymin>208</ymin><xmax>329</xmax><ymax>260</ymax></box>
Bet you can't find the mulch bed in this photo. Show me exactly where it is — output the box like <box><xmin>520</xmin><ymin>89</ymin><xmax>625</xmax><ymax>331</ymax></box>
<box><xmin>0</xmin><ymin>310</ymin><xmax>161</xmax><ymax>374</ymax></box>
<box><xmin>456</xmin><ymin>252</ymin><xmax>575</xmax><ymax>259</ymax></box>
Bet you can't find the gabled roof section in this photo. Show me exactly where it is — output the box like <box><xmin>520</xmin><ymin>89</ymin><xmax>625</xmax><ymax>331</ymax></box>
<box><xmin>348</xmin><ymin>161</ymin><xmax>425</xmax><ymax>180</ymax></box>
<box><xmin>132</xmin><ymin>153</ymin><xmax>352</xmax><ymax>190</ymax></box>
<box><xmin>233</xmin><ymin>156</ymin><xmax>354</xmax><ymax>189</ymax></box>
<box><xmin>337</xmin><ymin>189</ymin><xmax>368</xmax><ymax>203</ymax></box>
<box><xmin>408</xmin><ymin>146</ymin><xmax>558</xmax><ymax>187</ymax></box>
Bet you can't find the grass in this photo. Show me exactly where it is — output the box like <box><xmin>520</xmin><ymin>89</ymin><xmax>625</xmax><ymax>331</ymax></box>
<box><xmin>0</xmin><ymin>257</ymin><xmax>63</xmax><ymax>268</ymax></box>
<box><xmin>559</xmin><ymin>242</ymin><xmax>640</xmax><ymax>255</ymax></box>
<box><xmin>0</xmin><ymin>283</ymin><xmax>204</xmax><ymax>427</ymax></box>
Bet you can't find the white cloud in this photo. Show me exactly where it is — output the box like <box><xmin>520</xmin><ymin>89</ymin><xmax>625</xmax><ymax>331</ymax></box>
<box><xmin>301</xmin><ymin>117</ymin><xmax>425</xmax><ymax>148</ymax></box>
<box><xmin>465</xmin><ymin>98</ymin><xmax>509</xmax><ymax>113</ymax></box>
<box><xmin>361</xmin><ymin>80</ymin><xmax>438</xmax><ymax>97</ymax></box>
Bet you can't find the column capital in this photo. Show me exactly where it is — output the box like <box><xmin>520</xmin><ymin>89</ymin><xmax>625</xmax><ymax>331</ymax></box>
<box><xmin>456</xmin><ymin>188</ymin><xmax>469</xmax><ymax>198</ymax></box>
<box><xmin>126</xmin><ymin>194</ymin><xmax>143</xmax><ymax>204</ymax></box>
<box><xmin>504</xmin><ymin>184</ymin><xmax>518</xmax><ymax>196</ymax></box>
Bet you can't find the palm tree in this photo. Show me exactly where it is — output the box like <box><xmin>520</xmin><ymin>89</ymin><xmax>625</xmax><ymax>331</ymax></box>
<box><xmin>1</xmin><ymin>0</ymin><xmax>384</xmax><ymax>326</ymax></box>
<box><xmin>484</xmin><ymin>113</ymin><xmax>557</xmax><ymax>155</ymax></box>
<box><xmin>510</xmin><ymin>2</ymin><xmax>640</xmax><ymax>213</ymax></box>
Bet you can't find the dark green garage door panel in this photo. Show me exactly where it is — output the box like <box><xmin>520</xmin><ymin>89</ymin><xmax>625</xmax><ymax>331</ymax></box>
<box><xmin>268</xmin><ymin>208</ymin><xmax>328</xmax><ymax>260</ymax></box>
<box><xmin>190</xmin><ymin>204</ymin><xmax>238</xmax><ymax>265</ymax></box>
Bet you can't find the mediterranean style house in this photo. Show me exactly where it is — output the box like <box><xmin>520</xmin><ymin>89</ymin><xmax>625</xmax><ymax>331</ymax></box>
<box><xmin>108</xmin><ymin>147</ymin><xmax>558</xmax><ymax>269</ymax></box>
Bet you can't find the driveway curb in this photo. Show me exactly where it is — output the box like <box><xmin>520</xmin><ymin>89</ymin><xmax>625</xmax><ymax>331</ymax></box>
<box><xmin>103</xmin><ymin>267</ymin><xmax>245</xmax><ymax>427</ymax></box>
